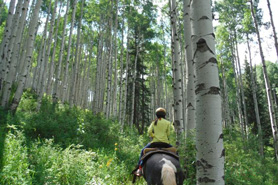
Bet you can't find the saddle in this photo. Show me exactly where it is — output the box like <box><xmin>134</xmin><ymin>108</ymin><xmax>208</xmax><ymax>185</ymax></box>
<box><xmin>141</xmin><ymin>147</ymin><xmax>179</xmax><ymax>163</ymax></box>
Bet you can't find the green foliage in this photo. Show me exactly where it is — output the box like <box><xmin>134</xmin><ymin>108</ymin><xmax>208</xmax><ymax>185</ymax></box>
<box><xmin>2</xmin><ymin>92</ymin><xmax>278</xmax><ymax>184</ymax></box>
<box><xmin>224</xmin><ymin>127</ymin><xmax>278</xmax><ymax>185</ymax></box>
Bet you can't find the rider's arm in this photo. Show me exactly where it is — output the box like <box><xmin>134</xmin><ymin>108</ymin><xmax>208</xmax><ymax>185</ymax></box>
<box><xmin>148</xmin><ymin>122</ymin><xmax>154</xmax><ymax>138</ymax></box>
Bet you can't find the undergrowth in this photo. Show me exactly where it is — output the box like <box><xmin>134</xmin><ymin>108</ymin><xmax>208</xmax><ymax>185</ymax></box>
<box><xmin>0</xmin><ymin>90</ymin><xmax>278</xmax><ymax>184</ymax></box>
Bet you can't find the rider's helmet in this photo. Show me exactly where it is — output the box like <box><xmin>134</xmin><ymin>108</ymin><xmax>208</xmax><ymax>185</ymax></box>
<box><xmin>155</xmin><ymin>107</ymin><xmax>166</xmax><ymax>118</ymax></box>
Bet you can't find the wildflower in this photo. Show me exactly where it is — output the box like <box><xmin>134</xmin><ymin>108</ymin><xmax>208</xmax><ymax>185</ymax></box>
<box><xmin>115</xmin><ymin>143</ymin><xmax>118</xmax><ymax>146</ymax></box>
<box><xmin>115</xmin><ymin>148</ymin><xmax>118</xmax><ymax>151</ymax></box>
<box><xmin>106</xmin><ymin>158</ymin><xmax>113</xmax><ymax>167</ymax></box>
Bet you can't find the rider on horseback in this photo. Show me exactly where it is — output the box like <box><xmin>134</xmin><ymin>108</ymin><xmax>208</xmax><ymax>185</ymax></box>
<box><xmin>134</xmin><ymin>107</ymin><xmax>173</xmax><ymax>176</ymax></box>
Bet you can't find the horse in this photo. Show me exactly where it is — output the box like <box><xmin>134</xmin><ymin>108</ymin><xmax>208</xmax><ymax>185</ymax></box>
<box><xmin>142</xmin><ymin>152</ymin><xmax>184</xmax><ymax>185</ymax></box>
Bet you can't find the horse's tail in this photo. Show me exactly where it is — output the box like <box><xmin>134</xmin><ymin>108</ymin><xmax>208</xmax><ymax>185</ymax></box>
<box><xmin>161</xmin><ymin>163</ymin><xmax>176</xmax><ymax>185</ymax></box>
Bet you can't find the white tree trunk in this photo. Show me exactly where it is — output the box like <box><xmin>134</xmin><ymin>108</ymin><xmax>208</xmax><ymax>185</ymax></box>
<box><xmin>119</xmin><ymin>19</ymin><xmax>125</xmax><ymax>126</ymax></box>
<box><xmin>112</xmin><ymin>0</ymin><xmax>119</xmax><ymax>117</ymax></box>
<box><xmin>191</xmin><ymin>0</ymin><xmax>225</xmax><ymax>184</ymax></box>
<box><xmin>130</xmin><ymin>41</ymin><xmax>140</xmax><ymax>127</ymax></box>
<box><xmin>47</xmin><ymin>1</ymin><xmax>62</xmax><ymax>95</ymax></box>
<box><xmin>62</xmin><ymin>0</ymin><xmax>78</xmax><ymax>103</ymax></box>
<box><xmin>52</xmin><ymin>0</ymin><xmax>70</xmax><ymax>103</ymax></box>
<box><xmin>1</xmin><ymin>0</ymin><xmax>29</xmax><ymax>107</ymax></box>
<box><xmin>69</xmin><ymin>0</ymin><xmax>84</xmax><ymax>107</ymax></box>
<box><xmin>10</xmin><ymin>0</ymin><xmax>43</xmax><ymax>112</ymax></box>
<box><xmin>183</xmin><ymin>0</ymin><xmax>196</xmax><ymax>134</ymax></box>
<box><xmin>37</xmin><ymin>0</ymin><xmax>58</xmax><ymax>110</ymax></box>
<box><xmin>266</xmin><ymin>0</ymin><xmax>278</xmax><ymax>62</ymax></box>
<box><xmin>170</xmin><ymin>0</ymin><xmax>184</xmax><ymax>139</ymax></box>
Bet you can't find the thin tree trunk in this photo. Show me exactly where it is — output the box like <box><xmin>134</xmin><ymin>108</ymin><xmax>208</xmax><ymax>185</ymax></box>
<box><xmin>53</xmin><ymin>0</ymin><xmax>70</xmax><ymax>103</ymax></box>
<box><xmin>121</xmin><ymin>25</ymin><xmax>130</xmax><ymax>128</ymax></box>
<box><xmin>69</xmin><ymin>0</ymin><xmax>84</xmax><ymax>107</ymax></box>
<box><xmin>170</xmin><ymin>0</ymin><xmax>184</xmax><ymax>141</ymax></box>
<box><xmin>250</xmin><ymin>0</ymin><xmax>278</xmax><ymax>159</ymax></box>
<box><xmin>47</xmin><ymin>1</ymin><xmax>62</xmax><ymax>95</ymax></box>
<box><xmin>112</xmin><ymin>0</ymin><xmax>119</xmax><ymax>117</ymax></box>
<box><xmin>266</xmin><ymin>0</ymin><xmax>278</xmax><ymax>62</ymax></box>
<box><xmin>0</xmin><ymin>0</ymin><xmax>16</xmax><ymax>90</ymax></box>
<box><xmin>106</xmin><ymin>1</ymin><xmax>114</xmax><ymax>118</ymax></box>
<box><xmin>247</xmin><ymin>35</ymin><xmax>264</xmax><ymax>156</ymax></box>
<box><xmin>130</xmin><ymin>40</ymin><xmax>140</xmax><ymax>128</ymax></box>
<box><xmin>231</xmin><ymin>39</ymin><xmax>245</xmax><ymax>141</ymax></box>
<box><xmin>37</xmin><ymin>0</ymin><xmax>58</xmax><ymax>110</ymax></box>
<box><xmin>235</xmin><ymin>34</ymin><xmax>249</xmax><ymax>136</ymax></box>
<box><xmin>119</xmin><ymin>19</ymin><xmax>125</xmax><ymax>127</ymax></box>
<box><xmin>183</xmin><ymin>0</ymin><xmax>196</xmax><ymax>134</ymax></box>
<box><xmin>191</xmin><ymin>0</ymin><xmax>225</xmax><ymax>183</ymax></box>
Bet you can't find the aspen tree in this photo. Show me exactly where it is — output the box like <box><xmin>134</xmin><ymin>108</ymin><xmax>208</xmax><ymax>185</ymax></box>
<box><xmin>235</xmin><ymin>35</ymin><xmax>249</xmax><ymax>136</ymax></box>
<box><xmin>246</xmin><ymin>35</ymin><xmax>264</xmax><ymax>156</ymax></box>
<box><xmin>112</xmin><ymin>0</ymin><xmax>119</xmax><ymax>117</ymax></box>
<box><xmin>106</xmin><ymin>0</ymin><xmax>114</xmax><ymax>118</ymax></box>
<box><xmin>119</xmin><ymin>19</ymin><xmax>125</xmax><ymax>126</ymax></box>
<box><xmin>250</xmin><ymin>0</ymin><xmax>278</xmax><ymax>159</ymax></box>
<box><xmin>170</xmin><ymin>0</ymin><xmax>183</xmax><ymax>139</ymax></box>
<box><xmin>36</xmin><ymin>0</ymin><xmax>51</xmax><ymax>96</ymax></box>
<box><xmin>219</xmin><ymin>59</ymin><xmax>231</xmax><ymax>128</ymax></box>
<box><xmin>191</xmin><ymin>0</ymin><xmax>225</xmax><ymax>183</ymax></box>
<box><xmin>47</xmin><ymin>1</ymin><xmax>62</xmax><ymax>95</ymax></box>
<box><xmin>10</xmin><ymin>0</ymin><xmax>43</xmax><ymax>113</ymax></box>
<box><xmin>0</xmin><ymin>0</ymin><xmax>16</xmax><ymax>90</ymax></box>
<box><xmin>183</xmin><ymin>0</ymin><xmax>195</xmax><ymax>133</ymax></box>
<box><xmin>130</xmin><ymin>37</ymin><xmax>140</xmax><ymax>127</ymax></box>
<box><xmin>1</xmin><ymin>0</ymin><xmax>29</xmax><ymax>107</ymax></box>
<box><xmin>266</xmin><ymin>0</ymin><xmax>278</xmax><ymax>61</ymax></box>
<box><xmin>2</xmin><ymin>0</ymin><xmax>21</xmax><ymax>82</ymax></box>
<box><xmin>52</xmin><ymin>0</ymin><xmax>70</xmax><ymax>103</ymax></box>
<box><xmin>62</xmin><ymin>0</ymin><xmax>78</xmax><ymax>103</ymax></box>
<box><xmin>37</xmin><ymin>0</ymin><xmax>58</xmax><ymax>110</ymax></box>
<box><xmin>69</xmin><ymin>0</ymin><xmax>84</xmax><ymax>106</ymax></box>
<box><xmin>93</xmin><ymin>29</ymin><xmax>104</xmax><ymax>114</ymax></box>
<box><xmin>122</xmin><ymin>26</ymin><xmax>130</xmax><ymax>128</ymax></box>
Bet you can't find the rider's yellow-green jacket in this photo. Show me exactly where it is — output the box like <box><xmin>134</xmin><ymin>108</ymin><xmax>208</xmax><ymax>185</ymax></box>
<box><xmin>147</xmin><ymin>118</ymin><xmax>172</xmax><ymax>144</ymax></box>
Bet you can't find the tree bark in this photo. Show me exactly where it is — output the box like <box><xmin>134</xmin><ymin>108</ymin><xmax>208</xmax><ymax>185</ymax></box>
<box><xmin>191</xmin><ymin>0</ymin><xmax>225</xmax><ymax>183</ymax></box>
<box><xmin>170</xmin><ymin>0</ymin><xmax>184</xmax><ymax>141</ymax></box>
<box><xmin>266</xmin><ymin>0</ymin><xmax>278</xmax><ymax>62</ymax></box>
<box><xmin>183</xmin><ymin>0</ymin><xmax>196</xmax><ymax>134</ymax></box>
<box><xmin>62</xmin><ymin>0</ymin><xmax>78</xmax><ymax>103</ymax></box>
<box><xmin>10</xmin><ymin>0</ymin><xmax>43</xmax><ymax>113</ymax></box>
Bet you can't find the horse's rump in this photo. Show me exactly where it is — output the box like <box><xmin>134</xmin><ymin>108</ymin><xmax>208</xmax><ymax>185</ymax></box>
<box><xmin>143</xmin><ymin>153</ymin><xmax>184</xmax><ymax>185</ymax></box>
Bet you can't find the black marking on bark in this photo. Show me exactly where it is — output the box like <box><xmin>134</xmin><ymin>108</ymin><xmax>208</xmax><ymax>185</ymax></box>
<box><xmin>220</xmin><ymin>149</ymin><xmax>225</xmax><ymax>158</ymax></box>
<box><xmin>187</xmin><ymin>102</ymin><xmax>193</xmax><ymax>108</ymax></box>
<box><xmin>202</xmin><ymin>86</ymin><xmax>220</xmax><ymax>96</ymax></box>
<box><xmin>199</xmin><ymin>57</ymin><xmax>217</xmax><ymax>69</ymax></box>
<box><xmin>195</xmin><ymin>83</ymin><xmax>205</xmax><ymax>94</ymax></box>
<box><xmin>196</xmin><ymin>38</ymin><xmax>207</xmax><ymax>52</ymax></box>
<box><xmin>198</xmin><ymin>177</ymin><xmax>216</xmax><ymax>183</ymax></box>
<box><xmin>217</xmin><ymin>133</ymin><xmax>224</xmax><ymax>142</ymax></box>
<box><xmin>175</xmin><ymin>120</ymin><xmax>180</xmax><ymax>126</ymax></box>
<box><xmin>196</xmin><ymin>158</ymin><xmax>213</xmax><ymax>173</ymax></box>
<box><xmin>194</xmin><ymin>38</ymin><xmax>215</xmax><ymax>59</ymax></box>
<box><xmin>199</xmin><ymin>16</ymin><xmax>209</xmax><ymax>20</ymax></box>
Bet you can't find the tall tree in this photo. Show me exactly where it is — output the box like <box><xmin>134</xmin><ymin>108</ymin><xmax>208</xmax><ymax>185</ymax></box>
<box><xmin>191</xmin><ymin>0</ymin><xmax>225</xmax><ymax>183</ymax></box>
